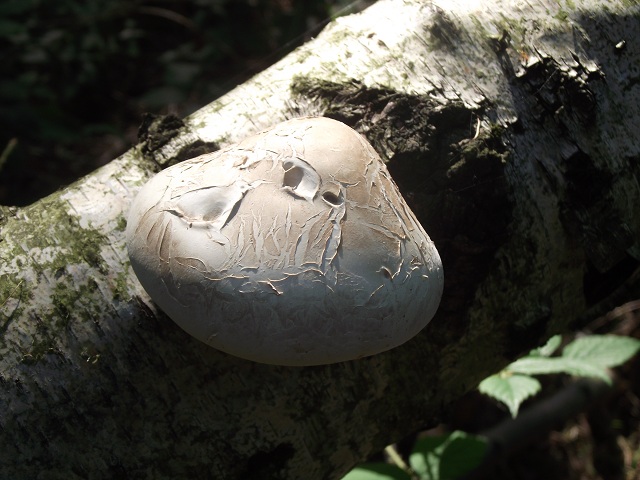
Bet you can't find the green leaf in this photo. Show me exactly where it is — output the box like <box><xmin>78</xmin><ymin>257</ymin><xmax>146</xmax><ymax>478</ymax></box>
<box><xmin>563</xmin><ymin>335</ymin><xmax>640</xmax><ymax>368</ymax></box>
<box><xmin>439</xmin><ymin>432</ymin><xmax>488</xmax><ymax>479</ymax></box>
<box><xmin>478</xmin><ymin>373</ymin><xmax>540</xmax><ymax>417</ymax></box>
<box><xmin>409</xmin><ymin>435</ymin><xmax>448</xmax><ymax>479</ymax></box>
<box><xmin>409</xmin><ymin>431</ymin><xmax>488</xmax><ymax>480</ymax></box>
<box><xmin>529</xmin><ymin>334</ymin><xmax>562</xmax><ymax>357</ymax></box>
<box><xmin>341</xmin><ymin>463</ymin><xmax>410</xmax><ymax>480</ymax></box>
<box><xmin>508</xmin><ymin>357</ymin><xmax>611</xmax><ymax>383</ymax></box>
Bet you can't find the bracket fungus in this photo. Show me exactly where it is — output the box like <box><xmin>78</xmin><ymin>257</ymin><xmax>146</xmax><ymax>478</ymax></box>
<box><xmin>126</xmin><ymin>117</ymin><xmax>443</xmax><ymax>366</ymax></box>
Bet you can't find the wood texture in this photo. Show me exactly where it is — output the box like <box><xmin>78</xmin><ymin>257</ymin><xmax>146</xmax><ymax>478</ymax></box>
<box><xmin>0</xmin><ymin>0</ymin><xmax>639</xmax><ymax>478</ymax></box>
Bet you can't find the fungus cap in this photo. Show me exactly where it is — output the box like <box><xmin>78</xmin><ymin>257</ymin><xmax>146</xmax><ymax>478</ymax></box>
<box><xmin>126</xmin><ymin>117</ymin><xmax>443</xmax><ymax>366</ymax></box>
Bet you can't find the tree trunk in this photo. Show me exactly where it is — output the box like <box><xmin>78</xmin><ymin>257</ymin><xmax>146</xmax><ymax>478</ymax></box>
<box><xmin>1</xmin><ymin>0</ymin><xmax>639</xmax><ymax>478</ymax></box>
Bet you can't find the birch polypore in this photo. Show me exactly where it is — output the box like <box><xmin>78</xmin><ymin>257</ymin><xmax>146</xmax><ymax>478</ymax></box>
<box><xmin>126</xmin><ymin>117</ymin><xmax>443</xmax><ymax>365</ymax></box>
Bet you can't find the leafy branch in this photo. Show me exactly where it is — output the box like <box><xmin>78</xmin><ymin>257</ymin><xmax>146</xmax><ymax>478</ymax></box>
<box><xmin>479</xmin><ymin>334</ymin><xmax>640</xmax><ymax>417</ymax></box>
<box><xmin>341</xmin><ymin>334</ymin><xmax>640</xmax><ymax>480</ymax></box>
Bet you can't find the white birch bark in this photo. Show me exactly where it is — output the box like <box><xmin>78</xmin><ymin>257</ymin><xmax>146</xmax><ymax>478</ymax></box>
<box><xmin>1</xmin><ymin>0</ymin><xmax>639</xmax><ymax>478</ymax></box>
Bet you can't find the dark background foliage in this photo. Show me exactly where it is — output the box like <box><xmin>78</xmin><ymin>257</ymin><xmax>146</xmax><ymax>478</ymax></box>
<box><xmin>0</xmin><ymin>0</ymin><xmax>373</xmax><ymax>205</ymax></box>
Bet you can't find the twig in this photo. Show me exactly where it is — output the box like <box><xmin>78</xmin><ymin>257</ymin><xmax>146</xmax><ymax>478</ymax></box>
<box><xmin>384</xmin><ymin>444</ymin><xmax>416</xmax><ymax>477</ymax></box>
<box><xmin>465</xmin><ymin>376</ymin><xmax>612</xmax><ymax>478</ymax></box>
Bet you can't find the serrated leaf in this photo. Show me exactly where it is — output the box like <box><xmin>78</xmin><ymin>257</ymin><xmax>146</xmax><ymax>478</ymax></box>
<box><xmin>409</xmin><ymin>431</ymin><xmax>487</xmax><ymax>480</ymax></box>
<box><xmin>341</xmin><ymin>463</ymin><xmax>410</xmax><ymax>480</ymax></box>
<box><xmin>563</xmin><ymin>335</ymin><xmax>640</xmax><ymax>368</ymax></box>
<box><xmin>478</xmin><ymin>374</ymin><xmax>541</xmax><ymax>417</ymax></box>
<box><xmin>529</xmin><ymin>335</ymin><xmax>562</xmax><ymax>357</ymax></box>
<box><xmin>508</xmin><ymin>356</ymin><xmax>611</xmax><ymax>383</ymax></box>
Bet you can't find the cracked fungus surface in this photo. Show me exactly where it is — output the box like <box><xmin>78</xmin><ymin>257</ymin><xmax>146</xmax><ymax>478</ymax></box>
<box><xmin>126</xmin><ymin>117</ymin><xmax>443</xmax><ymax>365</ymax></box>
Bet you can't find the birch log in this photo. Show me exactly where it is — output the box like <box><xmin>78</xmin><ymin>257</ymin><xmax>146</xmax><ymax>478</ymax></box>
<box><xmin>1</xmin><ymin>0</ymin><xmax>639</xmax><ymax>478</ymax></box>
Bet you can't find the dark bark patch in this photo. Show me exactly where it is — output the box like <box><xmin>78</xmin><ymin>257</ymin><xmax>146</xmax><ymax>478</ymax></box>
<box><xmin>425</xmin><ymin>5</ymin><xmax>462</xmax><ymax>51</ymax></box>
<box><xmin>137</xmin><ymin>113</ymin><xmax>219</xmax><ymax>168</ymax></box>
<box><xmin>241</xmin><ymin>443</ymin><xmax>295</xmax><ymax>480</ymax></box>
<box><xmin>174</xmin><ymin>138</ymin><xmax>220</xmax><ymax>164</ymax></box>
<box><xmin>506</xmin><ymin>298</ymin><xmax>553</xmax><ymax>358</ymax></box>
<box><xmin>583</xmin><ymin>253</ymin><xmax>640</xmax><ymax>306</ymax></box>
<box><xmin>559</xmin><ymin>147</ymin><xmax>634</xmax><ymax>272</ymax></box>
<box><xmin>513</xmin><ymin>55</ymin><xmax>602</xmax><ymax>127</ymax></box>
<box><xmin>434</xmin><ymin>126</ymin><xmax>513</xmax><ymax>343</ymax></box>
<box><xmin>138</xmin><ymin>113</ymin><xmax>185</xmax><ymax>161</ymax></box>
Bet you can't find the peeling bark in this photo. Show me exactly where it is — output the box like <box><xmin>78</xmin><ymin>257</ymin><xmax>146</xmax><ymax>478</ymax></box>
<box><xmin>1</xmin><ymin>0</ymin><xmax>639</xmax><ymax>478</ymax></box>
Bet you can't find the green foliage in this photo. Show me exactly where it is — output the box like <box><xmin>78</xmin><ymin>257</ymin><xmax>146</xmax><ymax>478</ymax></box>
<box><xmin>341</xmin><ymin>432</ymin><xmax>487</xmax><ymax>480</ymax></box>
<box><xmin>563</xmin><ymin>335</ymin><xmax>640</xmax><ymax>367</ymax></box>
<box><xmin>344</xmin><ymin>334</ymin><xmax>640</xmax><ymax>480</ymax></box>
<box><xmin>480</xmin><ymin>334</ymin><xmax>640</xmax><ymax>417</ymax></box>
<box><xmin>409</xmin><ymin>432</ymin><xmax>488</xmax><ymax>480</ymax></box>
<box><xmin>478</xmin><ymin>373</ymin><xmax>541</xmax><ymax>418</ymax></box>
<box><xmin>528</xmin><ymin>333</ymin><xmax>562</xmax><ymax>357</ymax></box>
